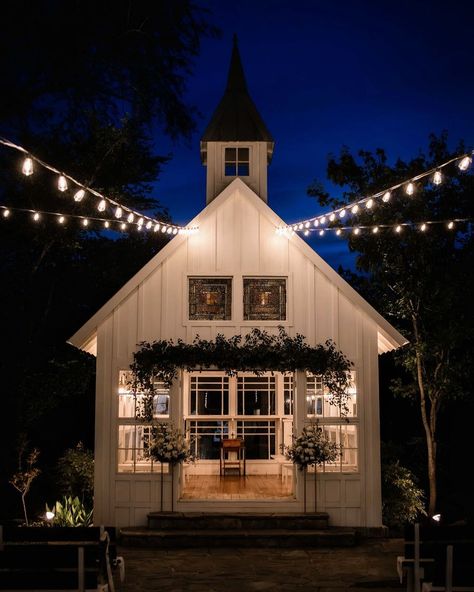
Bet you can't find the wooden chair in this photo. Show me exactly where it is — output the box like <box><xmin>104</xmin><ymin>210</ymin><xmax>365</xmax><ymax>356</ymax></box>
<box><xmin>220</xmin><ymin>438</ymin><xmax>246</xmax><ymax>476</ymax></box>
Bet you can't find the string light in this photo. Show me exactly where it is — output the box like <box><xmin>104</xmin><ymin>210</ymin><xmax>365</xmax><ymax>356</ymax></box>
<box><xmin>74</xmin><ymin>189</ymin><xmax>85</xmax><ymax>202</ymax></box>
<box><xmin>339</xmin><ymin>209</ymin><xmax>346</xmax><ymax>218</ymax></box>
<box><xmin>304</xmin><ymin>230</ymin><xmax>309</xmax><ymax>236</ymax></box>
<box><xmin>336</xmin><ymin>229</ymin><xmax>342</xmax><ymax>236</ymax></box>
<box><xmin>127</xmin><ymin>213</ymin><xmax>134</xmax><ymax>223</ymax></box>
<box><xmin>22</xmin><ymin>157</ymin><xmax>34</xmax><ymax>176</ymax></box>
<box><xmin>298</xmin><ymin>223</ymin><xmax>303</xmax><ymax>230</ymax></box>
<box><xmin>354</xmin><ymin>228</ymin><xmax>360</xmax><ymax>235</ymax></box>
<box><xmin>433</xmin><ymin>171</ymin><xmax>442</xmax><ymax>185</ymax></box>
<box><xmin>121</xmin><ymin>223</ymin><xmax>127</xmax><ymax>230</ymax></box>
<box><xmin>161</xmin><ymin>226</ymin><xmax>167</xmax><ymax>233</ymax></box>
<box><xmin>137</xmin><ymin>217</ymin><xmax>144</xmax><ymax>227</ymax></box>
<box><xmin>458</xmin><ymin>156</ymin><xmax>471</xmax><ymax>171</ymax></box>
<box><xmin>279</xmin><ymin>150</ymin><xmax>473</xmax><ymax>233</ymax></box>
<box><xmin>115</xmin><ymin>207</ymin><xmax>122</xmax><ymax>218</ymax></box>
<box><xmin>33</xmin><ymin>212</ymin><xmax>40</xmax><ymax>221</ymax></box>
<box><xmin>58</xmin><ymin>175</ymin><xmax>68</xmax><ymax>192</ymax></box>
<box><xmin>395</xmin><ymin>225</ymin><xmax>402</xmax><ymax>233</ymax></box>
<box><xmin>154</xmin><ymin>223</ymin><xmax>160</xmax><ymax>232</ymax></box>
<box><xmin>319</xmin><ymin>229</ymin><xmax>325</xmax><ymax>236</ymax></box>
<box><xmin>3</xmin><ymin>209</ymin><xmax>10</xmax><ymax>217</ymax></box>
<box><xmin>104</xmin><ymin>221</ymin><xmax>110</xmax><ymax>228</ymax></box>
<box><xmin>0</xmin><ymin>136</ymin><xmax>197</xmax><ymax>233</ymax></box>
<box><xmin>173</xmin><ymin>228</ymin><xmax>178</xmax><ymax>235</ymax></box>
<box><xmin>83</xmin><ymin>219</ymin><xmax>89</xmax><ymax>227</ymax></box>
<box><xmin>372</xmin><ymin>226</ymin><xmax>379</xmax><ymax>234</ymax></box>
<box><xmin>146</xmin><ymin>221</ymin><xmax>152</xmax><ymax>230</ymax></box>
<box><xmin>329</xmin><ymin>213</ymin><xmax>336</xmax><ymax>222</ymax></box>
<box><xmin>97</xmin><ymin>199</ymin><xmax>106</xmax><ymax>212</ymax></box>
<box><xmin>420</xmin><ymin>223</ymin><xmax>427</xmax><ymax>231</ymax></box>
<box><xmin>167</xmin><ymin>227</ymin><xmax>172</xmax><ymax>234</ymax></box>
<box><xmin>58</xmin><ymin>216</ymin><xmax>65</xmax><ymax>224</ymax></box>
<box><xmin>305</xmin><ymin>221</ymin><xmax>310</xmax><ymax>228</ymax></box>
<box><xmin>448</xmin><ymin>221</ymin><xmax>454</xmax><ymax>229</ymax></box>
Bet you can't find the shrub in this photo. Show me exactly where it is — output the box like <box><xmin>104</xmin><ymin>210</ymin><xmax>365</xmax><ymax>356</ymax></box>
<box><xmin>46</xmin><ymin>496</ymin><xmax>93</xmax><ymax>527</ymax></box>
<box><xmin>56</xmin><ymin>443</ymin><xmax>93</xmax><ymax>506</ymax></box>
<box><xmin>382</xmin><ymin>460</ymin><xmax>426</xmax><ymax>528</ymax></box>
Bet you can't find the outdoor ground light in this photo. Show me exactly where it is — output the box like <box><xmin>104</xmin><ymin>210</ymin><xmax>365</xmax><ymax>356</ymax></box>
<box><xmin>432</xmin><ymin>513</ymin><xmax>441</xmax><ymax>522</ymax></box>
<box><xmin>45</xmin><ymin>511</ymin><xmax>55</xmax><ymax>521</ymax></box>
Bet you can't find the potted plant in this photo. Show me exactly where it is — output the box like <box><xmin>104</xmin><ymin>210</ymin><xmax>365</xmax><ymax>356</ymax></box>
<box><xmin>144</xmin><ymin>422</ymin><xmax>194</xmax><ymax>512</ymax></box>
<box><xmin>284</xmin><ymin>422</ymin><xmax>339</xmax><ymax>513</ymax></box>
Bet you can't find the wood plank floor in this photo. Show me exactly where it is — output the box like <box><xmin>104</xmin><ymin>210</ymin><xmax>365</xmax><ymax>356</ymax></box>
<box><xmin>180</xmin><ymin>475</ymin><xmax>294</xmax><ymax>500</ymax></box>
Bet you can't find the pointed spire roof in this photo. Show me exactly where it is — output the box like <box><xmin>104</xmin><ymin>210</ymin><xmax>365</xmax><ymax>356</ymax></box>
<box><xmin>201</xmin><ymin>36</ymin><xmax>274</xmax><ymax>161</ymax></box>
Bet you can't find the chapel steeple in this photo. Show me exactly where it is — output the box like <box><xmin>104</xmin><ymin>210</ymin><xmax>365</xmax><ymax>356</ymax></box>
<box><xmin>201</xmin><ymin>35</ymin><xmax>274</xmax><ymax>204</ymax></box>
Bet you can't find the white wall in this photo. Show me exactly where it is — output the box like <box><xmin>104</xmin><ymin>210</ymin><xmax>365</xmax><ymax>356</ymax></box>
<box><xmin>92</xmin><ymin>184</ymin><xmax>383</xmax><ymax>527</ymax></box>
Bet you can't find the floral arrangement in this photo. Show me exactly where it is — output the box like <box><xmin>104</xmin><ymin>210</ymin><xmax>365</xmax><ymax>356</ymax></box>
<box><xmin>284</xmin><ymin>422</ymin><xmax>340</xmax><ymax>470</ymax></box>
<box><xmin>145</xmin><ymin>422</ymin><xmax>194</xmax><ymax>465</ymax></box>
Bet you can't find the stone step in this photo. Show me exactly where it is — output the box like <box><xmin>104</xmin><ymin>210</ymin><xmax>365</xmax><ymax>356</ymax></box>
<box><xmin>120</xmin><ymin>526</ymin><xmax>356</xmax><ymax>548</ymax></box>
<box><xmin>147</xmin><ymin>511</ymin><xmax>329</xmax><ymax>531</ymax></box>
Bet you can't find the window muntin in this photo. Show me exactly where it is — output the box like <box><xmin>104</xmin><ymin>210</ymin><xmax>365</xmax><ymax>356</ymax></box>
<box><xmin>236</xmin><ymin>421</ymin><xmax>276</xmax><ymax>460</ymax></box>
<box><xmin>190</xmin><ymin>376</ymin><xmax>229</xmax><ymax>415</ymax></box>
<box><xmin>188</xmin><ymin>277</ymin><xmax>232</xmax><ymax>321</ymax></box>
<box><xmin>243</xmin><ymin>278</ymin><xmax>287</xmax><ymax>321</ymax></box>
<box><xmin>118</xmin><ymin>425</ymin><xmax>168</xmax><ymax>473</ymax></box>
<box><xmin>306</xmin><ymin>374</ymin><xmax>357</xmax><ymax>418</ymax></box>
<box><xmin>225</xmin><ymin>147</ymin><xmax>249</xmax><ymax>177</ymax></box>
<box><xmin>320</xmin><ymin>424</ymin><xmax>358</xmax><ymax>473</ymax></box>
<box><xmin>118</xmin><ymin>371</ymin><xmax>169</xmax><ymax>419</ymax></box>
<box><xmin>284</xmin><ymin>375</ymin><xmax>293</xmax><ymax>416</ymax></box>
<box><xmin>237</xmin><ymin>375</ymin><xmax>276</xmax><ymax>415</ymax></box>
<box><xmin>188</xmin><ymin>420</ymin><xmax>229</xmax><ymax>460</ymax></box>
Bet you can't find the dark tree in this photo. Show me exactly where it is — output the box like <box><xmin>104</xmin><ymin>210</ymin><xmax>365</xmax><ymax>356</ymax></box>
<box><xmin>308</xmin><ymin>134</ymin><xmax>474</xmax><ymax>516</ymax></box>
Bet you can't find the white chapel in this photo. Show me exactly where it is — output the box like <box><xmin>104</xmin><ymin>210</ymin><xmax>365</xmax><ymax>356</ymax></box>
<box><xmin>69</xmin><ymin>38</ymin><xmax>406</xmax><ymax>529</ymax></box>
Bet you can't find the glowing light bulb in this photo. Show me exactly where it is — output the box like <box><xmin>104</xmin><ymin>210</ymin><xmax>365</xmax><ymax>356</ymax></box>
<box><xmin>3</xmin><ymin>209</ymin><xmax>10</xmax><ymax>217</ymax></box>
<box><xmin>339</xmin><ymin>209</ymin><xmax>346</xmax><ymax>218</ymax></box>
<box><xmin>366</xmin><ymin>199</ymin><xmax>374</xmax><ymax>209</ymax></box>
<box><xmin>304</xmin><ymin>230</ymin><xmax>309</xmax><ymax>236</ymax></box>
<box><xmin>121</xmin><ymin>223</ymin><xmax>127</xmax><ymax>230</ymax></box>
<box><xmin>382</xmin><ymin>191</ymin><xmax>391</xmax><ymax>202</ymax></box>
<box><xmin>45</xmin><ymin>511</ymin><xmax>55</xmax><ymax>521</ymax></box>
<box><xmin>320</xmin><ymin>216</ymin><xmax>326</xmax><ymax>224</ymax></box>
<box><xmin>420</xmin><ymin>223</ymin><xmax>427</xmax><ymax>231</ymax></box>
<box><xmin>305</xmin><ymin>221</ymin><xmax>310</xmax><ymax>228</ymax></box>
<box><xmin>351</xmin><ymin>205</ymin><xmax>359</xmax><ymax>214</ymax></box>
<box><xmin>372</xmin><ymin>226</ymin><xmax>379</xmax><ymax>234</ymax></box>
<box><xmin>154</xmin><ymin>224</ymin><xmax>160</xmax><ymax>232</ymax></box>
<box><xmin>458</xmin><ymin>156</ymin><xmax>471</xmax><ymax>171</ymax></box>
<box><xmin>336</xmin><ymin>229</ymin><xmax>342</xmax><ymax>236</ymax></box>
<box><xmin>319</xmin><ymin>229</ymin><xmax>325</xmax><ymax>236</ymax></box>
<box><xmin>104</xmin><ymin>221</ymin><xmax>110</xmax><ymax>228</ymax></box>
<box><xmin>74</xmin><ymin>189</ymin><xmax>85</xmax><ymax>202</ymax></box>
<box><xmin>406</xmin><ymin>182</ymin><xmax>415</xmax><ymax>195</ymax></box>
<box><xmin>33</xmin><ymin>212</ymin><xmax>40</xmax><ymax>221</ymax></box>
<box><xmin>146</xmin><ymin>221</ymin><xmax>152</xmax><ymax>229</ymax></box>
<box><xmin>173</xmin><ymin>228</ymin><xmax>178</xmax><ymax>235</ymax></box>
<box><xmin>448</xmin><ymin>221</ymin><xmax>454</xmax><ymax>229</ymax></box>
<box><xmin>329</xmin><ymin>213</ymin><xmax>335</xmax><ymax>222</ymax></box>
<box><xmin>161</xmin><ymin>226</ymin><xmax>167</xmax><ymax>233</ymax></box>
<box><xmin>82</xmin><ymin>219</ymin><xmax>89</xmax><ymax>227</ymax></box>
<box><xmin>58</xmin><ymin>175</ymin><xmax>68</xmax><ymax>192</ymax></box>
<box><xmin>354</xmin><ymin>228</ymin><xmax>360</xmax><ymax>235</ymax></box>
<box><xmin>22</xmin><ymin>157</ymin><xmax>34</xmax><ymax>176</ymax></box>
<box><xmin>98</xmin><ymin>199</ymin><xmax>106</xmax><ymax>212</ymax></box>
<box><xmin>167</xmin><ymin>227</ymin><xmax>172</xmax><ymax>234</ymax></box>
<box><xmin>115</xmin><ymin>207</ymin><xmax>123</xmax><ymax>218</ymax></box>
<box><xmin>298</xmin><ymin>223</ymin><xmax>303</xmax><ymax>230</ymax></box>
<box><xmin>58</xmin><ymin>216</ymin><xmax>65</xmax><ymax>224</ymax></box>
<box><xmin>313</xmin><ymin>219</ymin><xmax>319</xmax><ymax>227</ymax></box>
<box><xmin>293</xmin><ymin>225</ymin><xmax>298</xmax><ymax>231</ymax></box>
<box><xmin>395</xmin><ymin>225</ymin><xmax>402</xmax><ymax>233</ymax></box>
<box><xmin>433</xmin><ymin>171</ymin><xmax>442</xmax><ymax>185</ymax></box>
<box><xmin>137</xmin><ymin>217</ymin><xmax>144</xmax><ymax>227</ymax></box>
<box><xmin>127</xmin><ymin>213</ymin><xmax>134</xmax><ymax>223</ymax></box>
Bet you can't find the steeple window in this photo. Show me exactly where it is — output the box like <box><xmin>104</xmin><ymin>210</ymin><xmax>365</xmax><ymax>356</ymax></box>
<box><xmin>225</xmin><ymin>147</ymin><xmax>249</xmax><ymax>177</ymax></box>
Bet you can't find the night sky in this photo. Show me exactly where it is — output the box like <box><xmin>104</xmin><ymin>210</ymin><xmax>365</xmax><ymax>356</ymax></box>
<box><xmin>156</xmin><ymin>0</ymin><xmax>474</xmax><ymax>269</ymax></box>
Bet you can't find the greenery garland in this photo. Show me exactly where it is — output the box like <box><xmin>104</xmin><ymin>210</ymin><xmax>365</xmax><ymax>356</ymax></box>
<box><xmin>131</xmin><ymin>328</ymin><xmax>352</xmax><ymax>417</ymax></box>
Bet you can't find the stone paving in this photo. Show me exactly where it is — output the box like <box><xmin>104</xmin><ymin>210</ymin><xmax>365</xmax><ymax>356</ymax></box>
<box><xmin>118</xmin><ymin>538</ymin><xmax>404</xmax><ymax>592</ymax></box>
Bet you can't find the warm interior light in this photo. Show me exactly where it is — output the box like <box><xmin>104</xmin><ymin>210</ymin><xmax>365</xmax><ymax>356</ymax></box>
<box><xmin>58</xmin><ymin>175</ymin><xmax>68</xmax><ymax>192</ymax></box>
<box><xmin>22</xmin><ymin>157</ymin><xmax>34</xmax><ymax>176</ymax></box>
<box><xmin>74</xmin><ymin>189</ymin><xmax>85</xmax><ymax>202</ymax></box>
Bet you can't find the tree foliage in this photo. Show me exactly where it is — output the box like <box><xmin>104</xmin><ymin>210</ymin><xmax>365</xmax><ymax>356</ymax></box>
<box><xmin>308</xmin><ymin>133</ymin><xmax>474</xmax><ymax>515</ymax></box>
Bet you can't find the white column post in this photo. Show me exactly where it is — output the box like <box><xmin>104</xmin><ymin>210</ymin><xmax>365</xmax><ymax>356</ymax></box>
<box><xmin>293</xmin><ymin>370</ymin><xmax>307</xmax><ymax>509</ymax></box>
<box><xmin>169</xmin><ymin>370</ymin><xmax>183</xmax><ymax>511</ymax></box>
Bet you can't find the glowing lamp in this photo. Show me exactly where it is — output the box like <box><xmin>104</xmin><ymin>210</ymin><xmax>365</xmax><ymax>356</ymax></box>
<box><xmin>22</xmin><ymin>157</ymin><xmax>34</xmax><ymax>176</ymax></box>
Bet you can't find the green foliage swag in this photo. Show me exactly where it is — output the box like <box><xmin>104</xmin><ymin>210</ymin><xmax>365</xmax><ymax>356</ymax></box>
<box><xmin>131</xmin><ymin>328</ymin><xmax>352</xmax><ymax>420</ymax></box>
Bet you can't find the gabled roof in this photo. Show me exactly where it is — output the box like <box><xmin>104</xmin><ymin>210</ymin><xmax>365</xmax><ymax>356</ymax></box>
<box><xmin>200</xmin><ymin>36</ymin><xmax>274</xmax><ymax>163</ymax></box>
<box><xmin>68</xmin><ymin>178</ymin><xmax>407</xmax><ymax>355</ymax></box>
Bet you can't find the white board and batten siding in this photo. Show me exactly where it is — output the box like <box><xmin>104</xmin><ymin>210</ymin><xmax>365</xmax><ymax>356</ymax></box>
<box><xmin>70</xmin><ymin>178</ymin><xmax>406</xmax><ymax>528</ymax></box>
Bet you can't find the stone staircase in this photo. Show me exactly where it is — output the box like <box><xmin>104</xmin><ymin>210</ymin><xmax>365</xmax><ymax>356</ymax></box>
<box><xmin>120</xmin><ymin>512</ymin><xmax>357</xmax><ymax>548</ymax></box>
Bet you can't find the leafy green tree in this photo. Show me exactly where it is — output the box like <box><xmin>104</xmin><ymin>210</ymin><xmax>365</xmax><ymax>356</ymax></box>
<box><xmin>56</xmin><ymin>443</ymin><xmax>94</xmax><ymax>507</ymax></box>
<box><xmin>308</xmin><ymin>134</ymin><xmax>474</xmax><ymax>515</ymax></box>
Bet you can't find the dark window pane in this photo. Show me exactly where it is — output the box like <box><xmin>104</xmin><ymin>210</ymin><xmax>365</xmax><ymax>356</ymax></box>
<box><xmin>237</xmin><ymin>163</ymin><xmax>249</xmax><ymax>176</ymax></box>
<box><xmin>238</xmin><ymin>147</ymin><xmax>249</xmax><ymax>161</ymax></box>
<box><xmin>243</xmin><ymin>278</ymin><xmax>287</xmax><ymax>321</ymax></box>
<box><xmin>225</xmin><ymin>163</ymin><xmax>236</xmax><ymax>177</ymax></box>
<box><xmin>225</xmin><ymin>147</ymin><xmax>236</xmax><ymax>161</ymax></box>
<box><xmin>189</xmin><ymin>278</ymin><xmax>232</xmax><ymax>320</ymax></box>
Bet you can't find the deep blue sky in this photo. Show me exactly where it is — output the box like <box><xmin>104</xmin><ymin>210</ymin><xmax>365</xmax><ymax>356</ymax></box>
<box><xmin>156</xmin><ymin>0</ymin><xmax>474</xmax><ymax>269</ymax></box>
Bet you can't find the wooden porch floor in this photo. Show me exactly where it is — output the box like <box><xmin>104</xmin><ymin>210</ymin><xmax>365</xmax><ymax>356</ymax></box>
<box><xmin>180</xmin><ymin>475</ymin><xmax>294</xmax><ymax>500</ymax></box>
